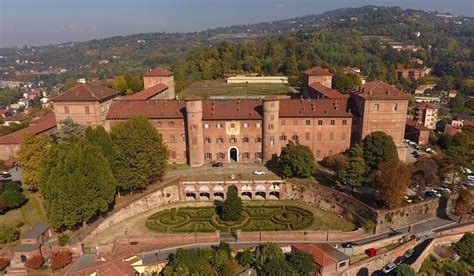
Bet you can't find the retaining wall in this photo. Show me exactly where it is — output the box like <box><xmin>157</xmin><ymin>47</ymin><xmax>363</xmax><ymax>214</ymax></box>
<box><xmin>236</xmin><ymin>229</ymin><xmax>366</xmax><ymax>243</ymax></box>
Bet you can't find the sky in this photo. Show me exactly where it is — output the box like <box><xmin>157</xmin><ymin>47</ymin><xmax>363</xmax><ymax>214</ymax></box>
<box><xmin>0</xmin><ymin>0</ymin><xmax>473</xmax><ymax>47</ymax></box>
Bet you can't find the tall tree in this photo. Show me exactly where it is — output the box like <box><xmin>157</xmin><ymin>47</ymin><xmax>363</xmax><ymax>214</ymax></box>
<box><xmin>39</xmin><ymin>139</ymin><xmax>116</xmax><ymax>229</ymax></box>
<box><xmin>411</xmin><ymin>158</ymin><xmax>440</xmax><ymax>196</ymax></box>
<box><xmin>52</xmin><ymin>118</ymin><xmax>85</xmax><ymax>144</ymax></box>
<box><xmin>85</xmin><ymin>126</ymin><xmax>115</xmax><ymax>168</ymax></box>
<box><xmin>341</xmin><ymin>146</ymin><xmax>367</xmax><ymax>186</ymax></box>
<box><xmin>221</xmin><ymin>185</ymin><xmax>243</xmax><ymax>222</ymax></box>
<box><xmin>375</xmin><ymin>159</ymin><xmax>410</xmax><ymax>209</ymax></box>
<box><xmin>63</xmin><ymin>78</ymin><xmax>79</xmax><ymax>91</ymax></box>
<box><xmin>110</xmin><ymin>116</ymin><xmax>168</xmax><ymax>193</ymax></box>
<box><xmin>396</xmin><ymin>264</ymin><xmax>416</xmax><ymax>276</ymax></box>
<box><xmin>362</xmin><ymin>132</ymin><xmax>398</xmax><ymax>171</ymax></box>
<box><xmin>279</xmin><ymin>141</ymin><xmax>317</xmax><ymax>178</ymax></box>
<box><xmin>254</xmin><ymin>243</ymin><xmax>285</xmax><ymax>271</ymax></box>
<box><xmin>454</xmin><ymin>190</ymin><xmax>473</xmax><ymax>223</ymax></box>
<box><xmin>287</xmin><ymin>251</ymin><xmax>316</xmax><ymax>276</ymax></box>
<box><xmin>17</xmin><ymin>133</ymin><xmax>51</xmax><ymax>191</ymax></box>
<box><xmin>112</xmin><ymin>76</ymin><xmax>128</xmax><ymax>94</ymax></box>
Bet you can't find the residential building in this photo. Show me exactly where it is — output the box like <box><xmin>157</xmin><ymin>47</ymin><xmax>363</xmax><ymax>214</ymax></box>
<box><xmin>292</xmin><ymin>244</ymin><xmax>349</xmax><ymax>276</ymax></box>
<box><xmin>415</xmin><ymin>102</ymin><xmax>439</xmax><ymax>129</ymax></box>
<box><xmin>396</xmin><ymin>68</ymin><xmax>426</xmax><ymax>80</ymax></box>
<box><xmin>405</xmin><ymin>119</ymin><xmax>430</xmax><ymax>144</ymax></box>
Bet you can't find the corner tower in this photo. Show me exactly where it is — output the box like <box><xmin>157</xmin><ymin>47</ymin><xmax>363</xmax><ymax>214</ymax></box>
<box><xmin>262</xmin><ymin>96</ymin><xmax>280</xmax><ymax>164</ymax></box>
<box><xmin>143</xmin><ymin>67</ymin><xmax>175</xmax><ymax>99</ymax></box>
<box><xmin>185</xmin><ymin>96</ymin><xmax>205</xmax><ymax>167</ymax></box>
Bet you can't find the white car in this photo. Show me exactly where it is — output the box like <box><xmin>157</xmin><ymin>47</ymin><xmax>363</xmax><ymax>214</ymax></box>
<box><xmin>253</xmin><ymin>170</ymin><xmax>266</xmax><ymax>175</ymax></box>
<box><xmin>409</xmin><ymin>141</ymin><xmax>417</xmax><ymax>146</ymax></box>
<box><xmin>382</xmin><ymin>263</ymin><xmax>397</xmax><ymax>273</ymax></box>
<box><xmin>425</xmin><ymin>148</ymin><xmax>432</xmax><ymax>153</ymax></box>
<box><xmin>404</xmin><ymin>249</ymin><xmax>415</xmax><ymax>259</ymax></box>
<box><xmin>436</xmin><ymin>187</ymin><xmax>451</xmax><ymax>193</ymax></box>
<box><xmin>467</xmin><ymin>175</ymin><xmax>474</xmax><ymax>180</ymax></box>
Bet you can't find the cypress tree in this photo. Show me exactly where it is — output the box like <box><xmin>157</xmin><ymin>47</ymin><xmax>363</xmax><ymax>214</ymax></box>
<box><xmin>221</xmin><ymin>185</ymin><xmax>243</xmax><ymax>222</ymax></box>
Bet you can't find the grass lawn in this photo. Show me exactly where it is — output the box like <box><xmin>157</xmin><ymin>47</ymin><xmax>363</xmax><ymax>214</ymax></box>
<box><xmin>0</xmin><ymin>191</ymin><xmax>47</xmax><ymax>233</ymax></box>
<box><xmin>179</xmin><ymin>80</ymin><xmax>297</xmax><ymax>99</ymax></box>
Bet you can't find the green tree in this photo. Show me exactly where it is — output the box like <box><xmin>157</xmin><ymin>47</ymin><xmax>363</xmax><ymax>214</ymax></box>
<box><xmin>110</xmin><ymin>117</ymin><xmax>168</xmax><ymax>193</ymax></box>
<box><xmin>221</xmin><ymin>185</ymin><xmax>243</xmax><ymax>222</ymax></box>
<box><xmin>263</xmin><ymin>258</ymin><xmax>298</xmax><ymax>276</ymax></box>
<box><xmin>411</xmin><ymin>158</ymin><xmax>440</xmax><ymax>197</ymax></box>
<box><xmin>39</xmin><ymin>139</ymin><xmax>116</xmax><ymax>229</ymax></box>
<box><xmin>237</xmin><ymin>249</ymin><xmax>254</xmax><ymax>267</ymax></box>
<box><xmin>396</xmin><ymin>264</ymin><xmax>416</xmax><ymax>276</ymax></box>
<box><xmin>112</xmin><ymin>76</ymin><xmax>128</xmax><ymax>94</ymax></box>
<box><xmin>124</xmin><ymin>74</ymin><xmax>144</xmax><ymax>93</ymax></box>
<box><xmin>17</xmin><ymin>133</ymin><xmax>51</xmax><ymax>191</ymax></box>
<box><xmin>279</xmin><ymin>141</ymin><xmax>317</xmax><ymax>178</ymax></box>
<box><xmin>444</xmin><ymin>146</ymin><xmax>470</xmax><ymax>185</ymax></box>
<box><xmin>63</xmin><ymin>78</ymin><xmax>79</xmax><ymax>91</ymax></box>
<box><xmin>375</xmin><ymin>159</ymin><xmax>410</xmax><ymax>209</ymax></box>
<box><xmin>453</xmin><ymin>232</ymin><xmax>474</xmax><ymax>264</ymax></box>
<box><xmin>53</xmin><ymin>118</ymin><xmax>85</xmax><ymax>144</ymax></box>
<box><xmin>0</xmin><ymin>225</ymin><xmax>19</xmax><ymax>243</ymax></box>
<box><xmin>1</xmin><ymin>190</ymin><xmax>26</xmax><ymax>209</ymax></box>
<box><xmin>362</xmin><ymin>132</ymin><xmax>398</xmax><ymax>171</ymax></box>
<box><xmin>58</xmin><ymin>233</ymin><xmax>69</xmax><ymax>246</ymax></box>
<box><xmin>85</xmin><ymin>126</ymin><xmax>115</xmax><ymax>167</ymax></box>
<box><xmin>254</xmin><ymin>243</ymin><xmax>285</xmax><ymax>270</ymax></box>
<box><xmin>341</xmin><ymin>146</ymin><xmax>367</xmax><ymax>186</ymax></box>
<box><xmin>287</xmin><ymin>251</ymin><xmax>315</xmax><ymax>276</ymax></box>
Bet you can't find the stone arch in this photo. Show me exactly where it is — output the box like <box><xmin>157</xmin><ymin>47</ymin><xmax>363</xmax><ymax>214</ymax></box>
<box><xmin>213</xmin><ymin>185</ymin><xmax>224</xmax><ymax>192</ymax></box>
<box><xmin>185</xmin><ymin>186</ymin><xmax>196</xmax><ymax>192</ymax></box>
<box><xmin>269</xmin><ymin>191</ymin><xmax>280</xmax><ymax>200</ymax></box>
<box><xmin>198</xmin><ymin>185</ymin><xmax>210</xmax><ymax>192</ymax></box>
<box><xmin>199</xmin><ymin>192</ymin><xmax>210</xmax><ymax>200</ymax></box>
<box><xmin>186</xmin><ymin>192</ymin><xmax>196</xmax><ymax>201</ymax></box>
<box><xmin>241</xmin><ymin>192</ymin><xmax>252</xmax><ymax>200</ymax></box>
<box><xmin>255</xmin><ymin>191</ymin><xmax>266</xmax><ymax>200</ymax></box>
<box><xmin>214</xmin><ymin>192</ymin><xmax>224</xmax><ymax>201</ymax></box>
<box><xmin>241</xmin><ymin>184</ymin><xmax>252</xmax><ymax>192</ymax></box>
<box><xmin>255</xmin><ymin>184</ymin><xmax>266</xmax><ymax>191</ymax></box>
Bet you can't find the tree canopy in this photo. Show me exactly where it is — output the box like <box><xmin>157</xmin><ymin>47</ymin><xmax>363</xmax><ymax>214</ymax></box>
<box><xmin>17</xmin><ymin>133</ymin><xmax>51</xmax><ymax>191</ymax></box>
<box><xmin>362</xmin><ymin>131</ymin><xmax>398</xmax><ymax>171</ymax></box>
<box><xmin>375</xmin><ymin>159</ymin><xmax>410</xmax><ymax>209</ymax></box>
<box><xmin>279</xmin><ymin>141</ymin><xmax>317</xmax><ymax>178</ymax></box>
<box><xmin>220</xmin><ymin>185</ymin><xmax>243</xmax><ymax>222</ymax></box>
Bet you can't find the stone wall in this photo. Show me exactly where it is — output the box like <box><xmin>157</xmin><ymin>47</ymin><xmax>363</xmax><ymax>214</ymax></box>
<box><xmin>90</xmin><ymin>185</ymin><xmax>180</xmax><ymax>236</ymax></box>
<box><xmin>236</xmin><ymin>229</ymin><xmax>366</xmax><ymax>243</ymax></box>
<box><xmin>352</xmin><ymin>233</ymin><xmax>408</xmax><ymax>255</ymax></box>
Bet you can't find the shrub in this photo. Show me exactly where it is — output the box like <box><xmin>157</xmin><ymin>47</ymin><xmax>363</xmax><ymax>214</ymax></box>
<box><xmin>26</xmin><ymin>255</ymin><xmax>44</xmax><ymax>270</ymax></box>
<box><xmin>0</xmin><ymin>225</ymin><xmax>19</xmax><ymax>244</ymax></box>
<box><xmin>1</xmin><ymin>190</ymin><xmax>26</xmax><ymax>209</ymax></box>
<box><xmin>58</xmin><ymin>233</ymin><xmax>69</xmax><ymax>246</ymax></box>
<box><xmin>51</xmin><ymin>250</ymin><xmax>73</xmax><ymax>270</ymax></box>
<box><xmin>361</xmin><ymin>218</ymin><xmax>376</xmax><ymax>234</ymax></box>
<box><xmin>0</xmin><ymin>258</ymin><xmax>9</xmax><ymax>271</ymax></box>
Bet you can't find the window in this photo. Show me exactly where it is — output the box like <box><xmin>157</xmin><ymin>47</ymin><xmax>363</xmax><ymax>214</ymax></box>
<box><xmin>217</xmin><ymin>137</ymin><xmax>224</xmax><ymax>144</ymax></box>
<box><xmin>374</xmin><ymin>104</ymin><xmax>380</xmax><ymax>111</ymax></box>
<box><xmin>292</xmin><ymin>134</ymin><xmax>299</xmax><ymax>141</ymax></box>
<box><xmin>204</xmin><ymin>123</ymin><xmax>209</xmax><ymax>129</ymax></box>
<box><xmin>217</xmin><ymin>152</ymin><xmax>225</xmax><ymax>159</ymax></box>
<box><xmin>230</xmin><ymin>136</ymin><xmax>237</xmax><ymax>143</ymax></box>
<box><xmin>171</xmin><ymin>151</ymin><xmax>177</xmax><ymax>159</ymax></box>
<box><xmin>243</xmin><ymin>136</ymin><xmax>249</xmax><ymax>143</ymax></box>
<box><xmin>156</xmin><ymin>121</ymin><xmax>162</xmax><ymax>127</ymax></box>
<box><xmin>256</xmin><ymin>123</ymin><xmax>261</xmax><ymax>128</ymax></box>
<box><xmin>64</xmin><ymin>106</ymin><xmax>69</xmax><ymax>114</ymax></box>
<box><xmin>268</xmin><ymin>124</ymin><xmax>274</xmax><ymax>130</ymax></box>
<box><xmin>256</xmin><ymin>136</ymin><xmax>262</xmax><ymax>143</ymax></box>
<box><xmin>242</xmin><ymin>152</ymin><xmax>250</xmax><ymax>159</ymax></box>
<box><xmin>270</xmin><ymin>138</ymin><xmax>275</xmax><ymax>146</ymax></box>
<box><xmin>305</xmin><ymin>132</ymin><xmax>310</xmax><ymax>140</ymax></box>
<box><xmin>393</xmin><ymin>104</ymin><xmax>398</xmax><ymax>111</ymax></box>
<box><xmin>293</xmin><ymin>120</ymin><xmax>298</xmax><ymax>126</ymax></box>
<box><xmin>342</xmin><ymin>132</ymin><xmax>346</xmax><ymax>140</ymax></box>
<box><xmin>270</xmin><ymin>102</ymin><xmax>275</xmax><ymax>107</ymax></box>
<box><xmin>190</xmin><ymin>124</ymin><xmax>197</xmax><ymax>130</ymax></box>
<box><xmin>318</xmin><ymin>120</ymin><xmax>323</xmax><ymax>126</ymax></box>
<box><xmin>169</xmin><ymin>121</ymin><xmax>175</xmax><ymax>126</ymax></box>
<box><xmin>316</xmin><ymin>150</ymin><xmax>321</xmax><ymax>157</ymax></box>
<box><xmin>192</xmin><ymin>137</ymin><xmax>197</xmax><ymax>145</ymax></box>
<box><xmin>329</xmin><ymin>150</ymin><xmax>333</xmax><ymax>156</ymax></box>
<box><xmin>170</xmin><ymin>135</ymin><xmax>175</xmax><ymax>143</ymax></box>
<box><xmin>306</xmin><ymin>120</ymin><xmax>311</xmax><ymax>126</ymax></box>
<box><xmin>330</xmin><ymin>132</ymin><xmax>334</xmax><ymax>140</ymax></box>
<box><xmin>281</xmin><ymin>120</ymin><xmax>286</xmax><ymax>126</ymax></box>
<box><xmin>342</xmin><ymin>120</ymin><xmax>347</xmax><ymax>126</ymax></box>
<box><xmin>101</xmin><ymin>105</ymin><xmax>105</xmax><ymax>112</ymax></box>
<box><xmin>205</xmin><ymin>137</ymin><xmax>211</xmax><ymax>144</ymax></box>
<box><xmin>255</xmin><ymin>152</ymin><xmax>263</xmax><ymax>159</ymax></box>
<box><xmin>85</xmin><ymin>106</ymin><xmax>90</xmax><ymax>114</ymax></box>
<box><xmin>317</xmin><ymin>132</ymin><xmax>322</xmax><ymax>141</ymax></box>
<box><xmin>330</xmin><ymin>120</ymin><xmax>335</xmax><ymax>126</ymax></box>
<box><xmin>271</xmin><ymin>115</ymin><xmax>274</xmax><ymax>120</ymax></box>
<box><xmin>243</xmin><ymin>123</ymin><xmax>248</xmax><ymax>128</ymax></box>
<box><xmin>182</xmin><ymin>133</ymin><xmax>186</xmax><ymax>142</ymax></box>
<box><xmin>205</xmin><ymin>153</ymin><xmax>212</xmax><ymax>160</ymax></box>
<box><xmin>217</xmin><ymin>123</ymin><xmax>223</xmax><ymax>128</ymax></box>
<box><xmin>231</xmin><ymin>123</ymin><xmax>236</xmax><ymax>128</ymax></box>
<box><xmin>280</xmin><ymin>135</ymin><xmax>287</xmax><ymax>141</ymax></box>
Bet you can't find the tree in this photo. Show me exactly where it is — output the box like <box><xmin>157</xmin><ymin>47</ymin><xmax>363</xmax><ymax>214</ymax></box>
<box><xmin>51</xmin><ymin>250</ymin><xmax>73</xmax><ymax>270</ymax></box>
<box><xmin>221</xmin><ymin>185</ymin><xmax>242</xmax><ymax>222</ymax></box>
<box><xmin>279</xmin><ymin>141</ymin><xmax>317</xmax><ymax>178</ymax></box>
<box><xmin>453</xmin><ymin>190</ymin><xmax>473</xmax><ymax>223</ymax></box>
<box><xmin>25</xmin><ymin>255</ymin><xmax>43</xmax><ymax>270</ymax></box>
<box><xmin>111</xmin><ymin>116</ymin><xmax>168</xmax><ymax>193</ymax></box>
<box><xmin>85</xmin><ymin>126</ymin><xmax>115</xmax><ymax>167</ymax></box>
<box><xmin>362</xmin><ymin>132</ymin><xmax>398</xmax><ymax>171</ymax></box>
<box><xmin>444</xmin><ymin>146</ymin><xmax>470</xmax><ymax>185</ymax></box>
<box><xmin>411</xmin><ymin>158</ymin><xmax>440</xmax><ymax>197</ymax></box>
<box><xmin>287</xmin><ymin>251</ymin><xmax>315</xmax><ymax>276</ymax></box>
<box><xmin>0</xmin><ymin>190</ymin><xmax>26</xmax><ymax>209</ymax></box>
<box><xmin>63</xmin><ymin>78</ymin><xmax>79</xmax><ymax>91</ymax></box>
<box><xmin>58</xmin><ymin>233</ymin><xmax>69</xmax><ymax>246</ymax></box>
<box><xmin>263</xmin><ymin>258</ymin><xmax>298</xmax><ymax>276</ymax></box>
<box><xmin>321</xmin><ymin>154</ymin><xmax>348</xmax><ymax>172</ymax></box>
<box><xmin>254</xmin><ymin>243</ymin><xmax>285</xmax><ymax>270</ymax></box>
<box><xmin>396</xmin><ymin>264</ymin><xmax>416</xmax><ymax>276</ymax></box>
<box><xmin>53</xmin><ymin>118</ymin><xmax>85</xmax><ymax>144</ymax></box>
<box><xmin>112</xmin><ymin>76</ymin><xmax>128</xmax><ymax>94</ymax></box>
<box><xmin>17</xmin><ymin>133</ymin><xmax>51</xmax><ymax>191</ymax></box>
<box><xmin>341</xmin><ymin>146</ymin><xmax>367</xmax><ymax>186</ymax></box>
<box><xmin>0</xmin><ymin>225</ymin><xmax>19</xmax><ymax>243</ymax></box>
<box><xmin>39</xmin><ymin>139</ymin><xmax>116</xmax><ymax>229</ymax></box>
<box><xmin>237</xmin><ymin>249</ymin><xmax>254</xmax><ymax>267</ymax></box>
<box><xmin>0</xmin><ymin>258</ymin><xmax>9</xmax><ymax>271</ymax></box>
<box><xmin>375</xmin><ymin>159</ymin><xmax>410</xmax><ymax>209</ymax></box>
<box><xmin>453</xmin><ymin>232</ymin><xmax>474</xmax><ymax>264</ymax></box>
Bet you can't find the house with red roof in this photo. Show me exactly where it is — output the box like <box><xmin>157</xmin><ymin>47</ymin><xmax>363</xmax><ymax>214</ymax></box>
<box><xmin>292</xmin><ymin>244</ymin><xmax>350</xmax><ymax>276</ymax></box>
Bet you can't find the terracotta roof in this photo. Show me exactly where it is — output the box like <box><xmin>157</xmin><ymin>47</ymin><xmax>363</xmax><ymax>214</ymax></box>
<box><xmin>0</xmin><ymin>113</ymin><xmax>57</xmax><ymax>145</ymax></box>
<box><xmin>106</xmin><ymin>100</ymin><xmax>186</xmax><ymax>120</ymax></box>
<box><xmin>4</xmin><ymin>113</ymin><xmax>27</xmax><ymax>122</ymax></box>
<box><xmin>123</xmin><ymin>84</ymin><xmax>168</xmax><ymax>100</ymax></box>
<box><xmin>144</xmin><ymin>67</ymin><xmax>174</xmax><ymax>77</ymax></box>
<box><xmin>303</xmin><ymin>66</ymin><xmax>332</xmax><ymax>76</ymax></box>
<box><xmin>52</xmin><ymin>83</ymin><xmax>118</xmax><ymax>102</ymax></box>
<box><xmin>416</xmin><ymin>102</ymin><xmax>439</xmax><ymax>110</ymax></box>
<box><xmin>292</xmin><ymin>244</ymin><xmax>338</xmax><ymax>267</ymax></box>
<box><xmin>444</xmin><ymin>124</ymin><xmax>461</xmax><ymax>136</ymax></box>
<box><xmin>279</xmin><ymin>98</ymin><xmax>352</xmax><ymax>118</ymax></box>
<box><xmin>202</xmin><ymin>100</ymin><xmax>263</xmax><ymax>120</ymax></box>
<box><xmin>308</xmin><ymin>82</ymin><xmax>345</xmax><ymax>99</ymax></box>
<box><xmin>351</xmin><ymin>80</ymin><xmax>410</xmax><ymax>100</ymax></box>
<box><xmin>406</xmin><ymin>119</ymin><xmax>429</xmax><ymax>131</ymax></box>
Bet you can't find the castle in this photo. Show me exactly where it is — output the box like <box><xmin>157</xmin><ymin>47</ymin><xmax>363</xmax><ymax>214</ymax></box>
<box><xmin>49</xmin><ymin>66</ymin><xmax>408</xmax><ymax>167</ymax></box>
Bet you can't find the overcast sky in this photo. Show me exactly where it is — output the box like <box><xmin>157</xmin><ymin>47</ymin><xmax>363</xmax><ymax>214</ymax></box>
<box><xmin>0</xmin><ymin>0</ymin><xmax>473</xmax><ymax>47</ymax></box>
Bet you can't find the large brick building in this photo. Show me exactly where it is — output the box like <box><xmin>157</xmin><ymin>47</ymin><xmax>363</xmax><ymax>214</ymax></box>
<box><xmin>4</xmin><ymin>66</ymin><xmax>408</xmax><ymax>167</ymax></box>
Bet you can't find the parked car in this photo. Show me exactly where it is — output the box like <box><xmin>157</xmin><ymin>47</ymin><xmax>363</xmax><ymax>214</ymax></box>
<box><xmin>436</xmin><ymin>187</ymin><xmax>451</xmax><ymax>193</ymax></box>
<box><xmin>253</xmin><ymin>170</ymin><xmax>266</xmax><ymax>175</ymax></box>
<box><xmin>404</xmin><ymin>196</ymin><xmax>413</xmax><ymax>203</ymax></box>
<box><xmin>426</xmin><ymin>190</ymin><xmax>441</xmax><ymax>198</ymax></box>
<box><xmin>404</xmin><ymin>249</ymin><xmax>415</xmax><ymax>259</ymax></box>
<box><xmin>0</xmin><ymin>171</ymin><xmax>11</xmax><ymax>179</ymax></box>
<box><xmin>395</xmin><ymin>256</ymin><xmax>406</xmax><ymax>265</ymax></box>
<box><xmin>366</xmin><ymin>248</ymin><xmax>377</xmax><ymax>257</ymax></box>
<box><xmin>212</xmin><ymin>162</ymin><xmax>223</xmax><ymax>167</ymax></box>
<box><xmin>382</xmin><ymin>263</ymin><xmax>397</xmax><ymax>273</ymax></box>
<box><xmin>425</xmin><ymin>148</ymin><xmax>433</xmax><ymax>153</ymax></box>
<box><xmin>409</xmin><ymin>141</ymin><xmax>417</xmax><ymax>146</ymax></box>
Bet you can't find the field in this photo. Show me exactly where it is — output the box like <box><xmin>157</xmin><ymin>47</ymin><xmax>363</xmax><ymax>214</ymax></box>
<box><xmin>0</xmin><ymin>191</ymin><xmax>47</xmax><ymax>233</ymax></box>
<box><xmin>146</xmin><ymin>200</ymin><xmax>355</xmax><ymax>233</ymax></box>
<box><xmin>179</xmin><ymin>80</ymin><xmax>297</xmax><ymax>99</ymax></box>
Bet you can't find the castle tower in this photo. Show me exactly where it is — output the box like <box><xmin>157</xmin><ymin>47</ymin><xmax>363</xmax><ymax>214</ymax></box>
<box><xmin>262</xmin><ymin>97</ymin><xmax>280</xmax><ymax>164</ymax></box>
<box><xmin>143</xmin><ymin>67</ymin><xmax>175</xmax><ymax>99</ymax></box>
<box><xmin>185</xmin><ymin>96</ymin><xmax>205</xmax><ymax>167</ymax></box>
<box><xmin>302</xmin><ymin>66</ymin><xmax>333</xmax><ymax>97</ymax></box>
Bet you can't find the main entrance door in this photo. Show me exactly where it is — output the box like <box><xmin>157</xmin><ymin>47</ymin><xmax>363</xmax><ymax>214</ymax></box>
<box><xmin>229</xmin><ymin>147</ymin><xmax>238</xmax><ymax>162</ymax></box>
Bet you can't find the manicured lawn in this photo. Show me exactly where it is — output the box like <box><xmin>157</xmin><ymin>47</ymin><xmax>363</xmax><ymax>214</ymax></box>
<box><xmin>146</xmin><ymin>200</ymin><xmax>355</xmax><ymax>233</ymax></box>
<box><xmin>179</xmin><ymin>80</ymin><xmax>296</xmax><ymax>99</ymax></box>
<box><xmin>0</xmin><ymin>191</ymin><xmax>47</xmax><ymax>233</ymax></box>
